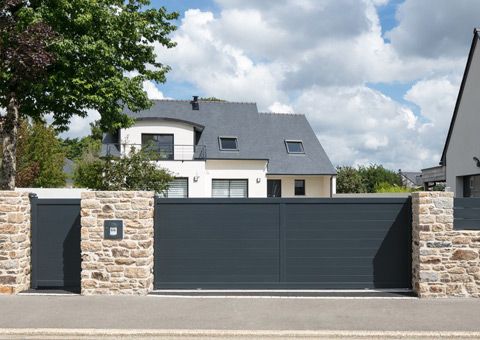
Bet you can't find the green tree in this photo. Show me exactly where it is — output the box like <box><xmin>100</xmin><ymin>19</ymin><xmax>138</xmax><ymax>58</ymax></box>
<box><xmin>74</xmin><ymin>147</ymin><xmax>173</xmax><ymax>192</ymax></box>
<box><xmin>23</xmin><ymin>122</ymin><xmax>66</xmax><ymax>187</ymax></box>
<box><xmin>61</xmin><ymin>121</ymin><xmax>103</xmax><ymax>160</ymax></box>
<box><xmin>0</xmin><ymin>0</ymin><xmax>178</xmax><ymax>189</ymax></box>
<box><xmin>336</xmin><ymin>166</ymin><xmax>366</xmax><ymax>193</ymax></box>
<box><xmin>15</xmin><ymin>119</ymin><xmax>40</xmax><ymax>187</ymax></box>
<box><xmin>357</xmin><ymin>164</ymin><xmax>402</xmax><ymax>193</ymax></box>
<box><xmin>374</xmin><ymin>182</ymin><xmax>413</xmax><ymax>193</ymax></box>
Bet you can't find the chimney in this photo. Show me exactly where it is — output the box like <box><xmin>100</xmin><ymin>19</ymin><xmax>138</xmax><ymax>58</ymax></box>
<box><xmin>191</xmin><ymin>96</ymin><xmax>199</xmax><ymax>110</ymax></box>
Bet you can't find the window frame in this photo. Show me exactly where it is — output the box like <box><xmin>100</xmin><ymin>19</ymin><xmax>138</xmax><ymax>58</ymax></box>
<box><xmin>294</xmin><ymin>179</ymin><xmax>306</xmax><ymax>196</ymax></box>
<box><xmin>212</xmin><ymin>179</ymin><xmax>249</xmax><ymax>198</ymax></box>
<box><xmin>141</xmin><ymin>133</ymin><xmax>174</xmax><ymax>160</ymax></box>
<box><xmin>218</xmin><ymin>136</ymin><xmax>239</xmax><ymax>151</ymax></box>
<box><xmin>285</xmin><ymin>140</ymin><xmax>305</xmax><ymax>154</ymax></box>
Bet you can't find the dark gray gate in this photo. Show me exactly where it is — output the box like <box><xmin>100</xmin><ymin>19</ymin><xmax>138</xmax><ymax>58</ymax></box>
<box><xmin>154</xmin><ymin>198</ymin><xmax>412</xmax><ymax>289</ymax></box>
<box><xmin>31</xmin><ymin>196</ymin><xmax>81</xmax><ymax>289</ymax></box>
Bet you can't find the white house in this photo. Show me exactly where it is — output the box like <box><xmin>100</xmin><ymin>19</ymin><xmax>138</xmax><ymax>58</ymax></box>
<box><xmin>421</xmin><ymin>28</ymin><xmax>480</xmax><ymax>197</ymax></box>
<box><xmin>101</xmin><ymin>98</ymin><xmax>336</xmax><ymax>198</ymax></box>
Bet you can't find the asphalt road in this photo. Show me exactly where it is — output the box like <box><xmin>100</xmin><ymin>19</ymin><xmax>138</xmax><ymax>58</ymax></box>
<box><xmin>0</xmin><ymin>295</ymin><xmax>479</xmax><ymax>333</ymax></box>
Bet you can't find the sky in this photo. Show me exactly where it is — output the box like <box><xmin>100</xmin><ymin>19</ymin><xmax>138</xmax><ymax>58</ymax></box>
<box><xmin>68</xmin><ymin>0</ymin><xmax>480</xmax><ymax>171</ymax></box>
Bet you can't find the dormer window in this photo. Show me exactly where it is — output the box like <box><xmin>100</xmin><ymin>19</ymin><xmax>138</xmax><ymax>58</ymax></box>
<box><xmin>219</xmin><ymin>137</ymin><xmax>238</xmax><ymax>151</ymax></box>
<box><xmin>285</xmin><ymin>140</ymin><xmax>304</xmax><ymax>154</ymax></box>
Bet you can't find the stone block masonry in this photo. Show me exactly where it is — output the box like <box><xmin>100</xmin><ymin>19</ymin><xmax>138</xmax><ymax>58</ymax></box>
<box><xmin>0</xmin><ymin>191</ymin><xmax>31</xmax><ymax>294</ymax></box>
<box><xmin>81</xmin><ymin>191</ymin><xmax>155</xmax><ymax>295</ymax></box>
<box><xmin>412</xmin><ymin>192</ymin><xmax>480</xmax><ymax>297</ymax></box>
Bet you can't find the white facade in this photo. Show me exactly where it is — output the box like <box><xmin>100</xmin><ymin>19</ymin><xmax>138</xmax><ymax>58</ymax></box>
<box><xmin>115</xmin><ymin>118</ymin><xmax>334</xmax><ymax>198</ymax></box>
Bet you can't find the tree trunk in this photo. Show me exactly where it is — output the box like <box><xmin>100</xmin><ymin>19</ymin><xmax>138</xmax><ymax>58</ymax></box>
<box><xmin>0</xmin><ymin>95</ymin><xmax>19</xmax><ymax>190</ymax></box>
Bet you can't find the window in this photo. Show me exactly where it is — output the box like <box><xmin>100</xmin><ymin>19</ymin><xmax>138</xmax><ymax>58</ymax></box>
<box><xmin>212</xmin><ymin>179</ymin><xmax>248</xmax><ymax>198</ymax></box>
<box><xmin>165</xmin><ymin>178</ymin><xmax>188</xmax><ymax>198</ymax></box>
<box><xmin>295</xmin><ymin>179</ymin><xmax>305</xmax><ymax>196</ymax></box>
<box><xmin>463</xmin><ymin>175</ymin><xmax>480</xmax><ymax>197</ymax></box>
<box><xmin>267</xmin><ymin>180</ymin><xmax>282</xmax><ymax>197</ymax></box>
<box><xmin>142</xmin><ymin>134</ymin><xmax>174</xmax><ymax>160</ymax></box>
<box><xmin>285</xmin><ymin>140</ymin><xmax>304</xmax><ymax>154</ymax></box>
<box><xmin>219</xmin><ymin>137</ymin><xmax>238</xmax><ymax>151</ymax></box>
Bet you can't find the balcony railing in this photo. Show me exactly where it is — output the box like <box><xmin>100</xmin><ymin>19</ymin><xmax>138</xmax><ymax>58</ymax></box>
<box><xmin>101</xmin><ymin>143</ymin><xmax>207</xmax><ymax>161</ymax></box>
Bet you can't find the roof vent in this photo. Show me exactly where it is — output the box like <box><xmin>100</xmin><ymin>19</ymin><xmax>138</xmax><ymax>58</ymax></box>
<box><xmin>191</xmin><ymin>96</ymin><xmax>199</xmax><ymax>110</ymax></box>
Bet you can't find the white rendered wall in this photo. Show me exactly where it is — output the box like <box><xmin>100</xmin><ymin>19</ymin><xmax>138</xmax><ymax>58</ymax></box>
<box><xmin>156</xmin><ymin>159</ymin><xmax>268</xmax><ymax>197</ymax></box>
<box><xmin>266</xmin><ymin>175</ymin><xmax>332</xmax><ymax>197</ymax></box>
<box><xmin>205</xmin><ymin>160</ymin><xmax>268</xmax><ymax>197</ymax></box>
<box><xmin>156</xmin><ymin>160</ymin><xmax>207</xmax><ymax>198</ymax></box>
<box><xmin>120</xmin><ymin>120</ymin><xmax>196</xmax><ymax>160</ymax></box>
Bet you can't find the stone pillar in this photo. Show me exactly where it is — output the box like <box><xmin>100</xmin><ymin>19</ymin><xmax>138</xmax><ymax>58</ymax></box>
<box><xmin>412</xmin><ymin>192</ymin><xmax>480</xmax><ymax>298</ymax></box>
<box><xmin>81</xmin><ymin>191</ymin><xmax>155</xmax><ymax>295</ymax></box>
<box><xmin>0</xmin><ymin>191</ymin><xmax>31</xmax><ymax>294</ymax></box>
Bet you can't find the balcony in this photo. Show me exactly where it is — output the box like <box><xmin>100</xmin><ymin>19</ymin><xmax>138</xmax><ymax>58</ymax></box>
<box><xmin>101</xmin><ymin>143</ymin><xmax>207</xmax><ymax>161</ymax></box>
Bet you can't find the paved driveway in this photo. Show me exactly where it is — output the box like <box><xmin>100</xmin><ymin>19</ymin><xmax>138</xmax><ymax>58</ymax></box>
<box><xmin>0</xmin><ymin>295</ymin><xmax>479</xmax><ymax>334</ymax></box>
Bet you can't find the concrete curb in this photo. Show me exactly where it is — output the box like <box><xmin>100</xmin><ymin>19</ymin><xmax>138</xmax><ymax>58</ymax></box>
<box><xmin>1</xmin><ymin>329</ymin><xmax>480</xmax><ymax>339</ymax></box>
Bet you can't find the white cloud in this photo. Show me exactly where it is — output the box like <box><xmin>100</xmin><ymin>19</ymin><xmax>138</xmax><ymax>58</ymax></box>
<box><xmin>386</xmin><ymin>0</ymin><xmax>480</xmax><ymax>58</ymax></box>
<box><xmin>293</xmin><ymin>85</ymin><xmax>430</xmax><ymax>169</ymax></box>
<box><xmin>267</xmin><ymin>102</ymin><xmax>294</xmax><ymax>113</ymax></box>
<box><xmin>143</xmin><ymin>80</ymin><xmax>166</xmax><ymax>100</ymax></box>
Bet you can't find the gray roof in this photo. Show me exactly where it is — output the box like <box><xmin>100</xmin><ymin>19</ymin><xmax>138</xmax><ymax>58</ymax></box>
<box><xmin>104</xmin><ymin>100</ymin><xmax>336</xmax><ymax>175</ymax></box>
<box><xmin>400</xmin><ymin>171</ymin><xmax>423</xmax><ymax>186</ymax></box>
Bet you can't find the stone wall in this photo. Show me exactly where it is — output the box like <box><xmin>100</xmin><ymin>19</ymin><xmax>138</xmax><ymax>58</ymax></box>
<box><xmin>81</xmin><ymin>191</ymin><xmax>155</xmax><ymax>295</ymax></box>
<box><xmin>0</xmin><ymin>191</ymin><xmax>31</xmax><ymax>294</ymax></box>
<box><xmin>412</xmin><ymin>192</ymin><xmax>480</xmax><ymax>297</ymax></box>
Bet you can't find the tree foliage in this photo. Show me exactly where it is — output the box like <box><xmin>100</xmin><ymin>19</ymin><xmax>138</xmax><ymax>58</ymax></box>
<box><xmin>357</xmin><ymin>164</ymin><xmax>402</xmax><ymax>193</ymax></box>
<box><xmin>336</xmin><ymin>166</ymin><xmax>366</xmax><ymax>194</ymax></box>
<box><xmin>336</xmin><ymin>164</ymin><xmax>404</xmax><ymax>193</ymax></box>
<box><xmin>16</xmin><ymin>120</ymin><xmax>66</xmax><ymax>187</ymax></box>
<box><xmin>0</xmin><ymin>0</ymin><xmax>178</xmax><ymax>189</ymax></box>
<box><xmin>61</xmin><ymin>121</ymin><xmax>103</xmax><ymax>160</ymax></box>
<box><xmin>74</xmin><ymin>147</ymin><xmax>173</xmax><ymax>192</ymax></box>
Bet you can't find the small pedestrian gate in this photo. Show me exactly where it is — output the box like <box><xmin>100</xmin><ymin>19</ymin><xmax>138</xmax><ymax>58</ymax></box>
<box><xmin>154</xmin><ymin>198</ymin><xmax>412</xmax><ymax>289</ymax></box>
<box><xmin>31</xmin><ymin>197</ymin><xmax>81</xmax><ymax>289</ymax></box>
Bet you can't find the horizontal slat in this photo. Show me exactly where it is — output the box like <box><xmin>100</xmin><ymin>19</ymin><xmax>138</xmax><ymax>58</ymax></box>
<box><xmin>454</xmin><ymin>208</ymin><xmax>480</xmax><ymax>219</ymax></box>
<box><xmin>454</xmin><ymin>218</ymin><xmax>480</xmax><ymax>230</ymax></box>
<box><xmin>156</xmin><ymin>198</ymin><xmax>410</xmax><ymax>204</ymax></box>
<box><xmin>455</xmin><ymin>198</ymin><xmax>480</xmax><ymax>208</ymax></box>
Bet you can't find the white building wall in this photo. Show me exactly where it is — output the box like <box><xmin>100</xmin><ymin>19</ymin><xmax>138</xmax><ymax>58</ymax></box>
<box><xmin>156</xmin><ymin>161</ymin><xmax>207</xmax><ymax>198</ymax></box>
<box><xmin>205</xmin><ymin>160</ymin><xmax>268</xmax><ymax>197</ymax></box>
<box><xmin>266</xmin><ymin>175</ymin><xmax>332</xmax><ymax>197</ymax></box>
<box><xmin>445</xmin><ymin>37</ymin><xmax>480</xmax><ymax>196</ymax></box>
<box><xmin>156</xmin><ymin>159</ymin><xmax>268</xmax><ymax>197</ymax></box>
<box><xmin>120</xmin><ymin>120</ymin><xmax>196</xmax><ymax>160</ymax></box>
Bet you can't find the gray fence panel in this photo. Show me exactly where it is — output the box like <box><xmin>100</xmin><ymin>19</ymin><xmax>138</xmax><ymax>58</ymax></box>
<box><xmin>454</xmin><ymin>198</ymin><xmax>480</xmax><ymax>230</ymax></box>
<box><xmin>154</xmin><ymin>198</ymin><xmax>412</xmax><ymax>289</ymax></box>
<box><xmin>31</xmin><ymin>197</ymin><xmax>81</xmax><ymax>289</ymax></box>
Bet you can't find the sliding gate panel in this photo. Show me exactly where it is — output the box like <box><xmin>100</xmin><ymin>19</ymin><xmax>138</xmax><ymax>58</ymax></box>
<box><xmin>154</xmin><ymin>198</ymin><xmax>412</xmax><ymax>289</ymax></box>
<box><xmin>31</xmin><ymin>198</ymin><xmax>81</xmax><ymax>289</ymax></box>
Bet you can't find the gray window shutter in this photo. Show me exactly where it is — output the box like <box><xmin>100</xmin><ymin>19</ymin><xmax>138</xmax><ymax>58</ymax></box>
<box><xmin>167</xmin><ymin>178</ymin><xmax>188</xmax><ymax>198</ymax></box>
<box><xmin>212</xmin><ymin>180</ymin><xmax>230</xmax><ymax>198</ymax></box>
<box><xmin>212</xmin><ymin>179</ymin><xmax>247</xmax><ymax>198</ymax></box>
<box><xmin>229</xmin><ymin>180</ymin><xmax>247</xmax><ymax>198</ymax></box>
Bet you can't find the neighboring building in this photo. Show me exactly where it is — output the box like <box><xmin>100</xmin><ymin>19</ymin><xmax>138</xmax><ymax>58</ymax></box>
<box><xmin>421</xmin><ymin>28</ymin><xmax>480</xmax><ymax>197</ymax></box>
<box><xmin>101</xmin><ymin>98</ymin><xmax>336</xmax><ymax>198</ymax></box>
<box><xmin>398</xmin><ymin>170</ymin><xmax>422</xmax><ymax>189</ymax></box>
